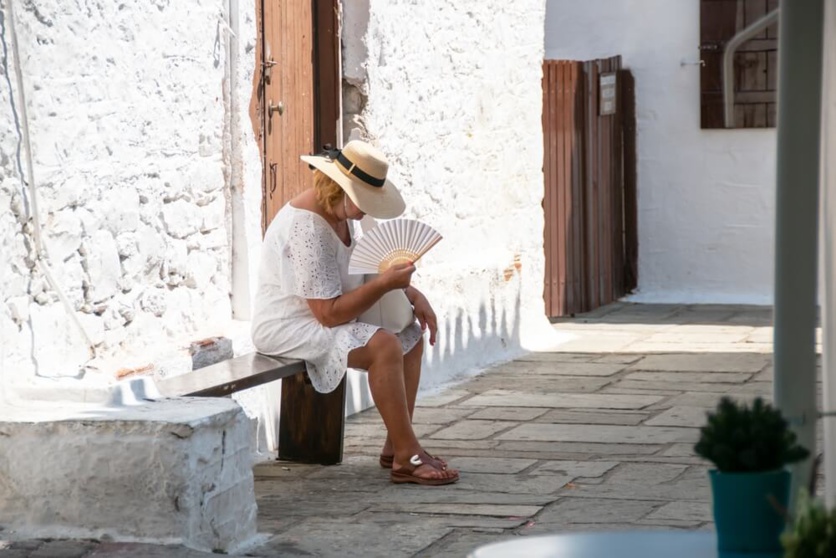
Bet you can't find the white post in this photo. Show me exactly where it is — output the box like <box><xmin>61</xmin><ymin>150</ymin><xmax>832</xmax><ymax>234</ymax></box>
<box><xmin>773</xmin><ymin>0</ymin><xmax>824</xmax><ymax>506</ymax></box>
<box><xmin>821</xmin><ymin>0</ymin><xmax>836</xmax><ymax>507</ymax></box>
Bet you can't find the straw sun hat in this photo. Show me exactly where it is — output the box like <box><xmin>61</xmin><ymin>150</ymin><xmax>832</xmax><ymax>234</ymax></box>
<box><xmin>301</xmin><ymin>140</ymin><xmax>405</xmax><ymax>219</ymax></box>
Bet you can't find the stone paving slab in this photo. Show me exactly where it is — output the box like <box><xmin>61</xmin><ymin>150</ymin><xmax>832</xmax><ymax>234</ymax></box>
<box><xmin>448</xmin><ymin>457</ymin><xmax>537</xmax><ymax>474</ymax></box>
<box><xmin>466</xmin><ymin>407</ymin><xmax>550</xmax><ymax>421</ymax></box>
<box><xmin>514</xmin><ymin>352</ymin><xmax>598</xmax><ymax>362</ymax></box>
<box><xmin>627</xmin><ymin>353</ymin><xmax>769</xmax><ymax>372</ymax></box>
<box><xmin>605</xmin><ymin>463</ymin><xmax>689</xmax><ymax>484</ymax></box>
<box><xmin>610</xmin><ymin>379</ymin><xmax>737</xmax><ymax>393</ymax></box>
<box><xmin>369</xmin><ymin>502</ymin><xmax>544</xmax><ymax>518</ymax></box>
<box><xmin>430</xmin><ymin>420</ymin><xmax>522</xmax><ymax>440</ymax></box>
<box><xmin>369</xmin><ymin>488</ymin><xmax>555</xmax><ymax>507</ymax></box>
<box><xmin>646</xmin><ymin>501</ymin><xmax>713</xmax><ymax>523</ymax></box>
<box><xmin>467</xmin><ymin>375</ymin><xmax>613</xmax><ymax>393</ymax></box>
<box><xmin>445</xmin><ymin>473</ymin><xmax>575</xmax><ymax>496</ymax></box>
<box><xmin>626</xmin><ymin>342</ymin><xmax>774</xmax><ymax>353</ymax></box>
<box><xmin>645</xmin><ymin>406</ymin><xmax>712</xmax><ymax>427</ymax></box>
<box><xmin>535</xmin><ymin>497</ymin><xmax>662</xmax><ymax>524</ymax></box>
<box><xmin>546</xmin><ymin>332</ymin><xmax>649</xmax><ymax>352</ymax></box>
<box><xmin>648</xmin><ymin>391</ymin><xmax>764</xmax><ymax>409</ymax></box>
<box><xmin>498</xmin><ymin>361</ymin><xmax>627</xmax><ymax>376</ymax></box>
<box><xmin>624</xmin><ymin>371</ymin><xmax>753</xmax><ymax>384</ymax></box>
<box><xmin>528</xmin><ymin>461</ymin><xmax>619</xmax><ymax>479</ymax></box>
<box><xmin>536</xmin><ymin>409</ymin><xmax>649</xmax><ymax>426</ymax></box>
<box><xmin>495</xmin><ymin>440</ymin><xmax>665</xmax><ymax>457</ymax></box>
<box><xmin>250</xmin><ymin>518</ymin><xmax>450</xmax><ymax>558</ymax></box>
<box><xmin>461</xmin><ymin>390</ymin><xmax>664</xmax><ymax>409</ymax></box>
<box><xmin>497</xmin><ymin>424</ymin><xmax>698</xmax><ymax>445</ymax></box>
<box><xmin>560</xmin><ymin>478</ymin><xmax>711</xmax><ymax>502</ymax></box>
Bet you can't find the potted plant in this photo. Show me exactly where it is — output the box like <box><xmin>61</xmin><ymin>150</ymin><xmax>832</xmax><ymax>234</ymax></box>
<box><xmin>694</xmin><ymin>396</ymin><xmax>810</xmax><ymax>558</ymax></box>
<box><xmin>782</xmin><ymin>490</ymin><xmax>836</xmax><ymax>557</ymax></box>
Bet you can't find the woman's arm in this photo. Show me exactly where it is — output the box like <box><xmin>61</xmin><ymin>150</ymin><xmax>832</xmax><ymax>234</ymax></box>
<box><xmin>307</xmin><ymin>263</ymin><xmax>415</xmax><ymax>327</ymax></box>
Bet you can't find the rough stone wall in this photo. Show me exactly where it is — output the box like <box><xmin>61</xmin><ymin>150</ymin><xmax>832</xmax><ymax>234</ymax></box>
<box><xmin>0</xmin><ymin>0</ymin><xmax>262</xmax><ymax>388</ymax></box>
<box><xmin>343</xmin><ymin>0</ymin><xmax>552</xmax><ymax>391</ymax></box>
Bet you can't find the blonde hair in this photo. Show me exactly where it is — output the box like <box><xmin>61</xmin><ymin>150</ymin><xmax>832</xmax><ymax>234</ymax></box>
<box><xmin>313</xmin><ymin>170</ymin><xmax>344</xmax><ymax>215</ymax></box>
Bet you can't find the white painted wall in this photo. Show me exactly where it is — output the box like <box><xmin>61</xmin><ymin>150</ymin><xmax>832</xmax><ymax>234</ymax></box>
<box><xmin>342</xmin><ymin>0</ymin><xmax>554</xmax><ymax>395</ymax></box>
<box><xmin>546</xmin><ymin>0</ymin><xmax>778</xmax><ymax>304</ymax></box>
<box><xmin>0</xmin><ymin>0</ymin><xmax>264</xmax><ymax>395</ymax></box>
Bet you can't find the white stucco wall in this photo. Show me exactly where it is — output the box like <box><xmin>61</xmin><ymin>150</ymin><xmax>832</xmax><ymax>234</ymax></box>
<box><xmin>0</xmin><ymin>0</ymin><xmax>264</xmax><ymax>393</ymax></box>
<box><xmin>545</xmin><ymin>0</ymin><xmax>777</xmax><ymax>304</ymax></box>
<box><xmin>342</xmin><ymin>0</ymin><xmax>553</xmax><ymax>393</ymax></box>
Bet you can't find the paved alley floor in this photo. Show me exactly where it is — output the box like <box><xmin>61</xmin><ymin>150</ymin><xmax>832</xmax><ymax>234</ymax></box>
<box><xmin>1</xmin><ymin>303</ymin><xmax>821</xmax><ymax>557</ymax></box>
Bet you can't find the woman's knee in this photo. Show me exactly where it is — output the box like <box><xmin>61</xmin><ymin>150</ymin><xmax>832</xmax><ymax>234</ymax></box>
<box><xmin>347</xmin><ymin>329</ymin><xmax>405</xmax><ymax>371</ymax></box>
<box><xmin>367</xmin><ymin>329</ymin><xmax>403</xmax><ymax>365</ymax></box>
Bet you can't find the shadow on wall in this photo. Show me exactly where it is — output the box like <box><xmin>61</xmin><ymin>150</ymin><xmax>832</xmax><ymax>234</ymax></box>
<box><xmin>344</xmin><ymin>287</ymin><xmax>523</xmax><ymax>416</ymax></box>
<box><xmin>427</xmin><ymin>286</ymin><xmax>523</xmax><ymax>390</ymax></box>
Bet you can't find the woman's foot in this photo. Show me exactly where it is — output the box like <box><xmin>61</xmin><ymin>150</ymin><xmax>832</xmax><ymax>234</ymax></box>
<box><xmin>380</xmin><ymin>449</ymin><xmax>448</xmax><ymax>470</ymax></box>
<box><xmin>390</xmin><ymin>454</ymin><xmax>459</xmax><ymax>486</ymax></box>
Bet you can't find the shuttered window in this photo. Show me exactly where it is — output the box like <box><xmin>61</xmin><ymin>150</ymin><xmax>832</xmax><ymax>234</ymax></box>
<box><xmin>700</xmin><ymin>0</ymin><xmax>778</xmax><ymax>128</ymax></box>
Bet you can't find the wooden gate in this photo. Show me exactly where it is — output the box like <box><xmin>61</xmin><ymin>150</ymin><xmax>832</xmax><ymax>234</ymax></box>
<box><xmin>542</xmin><ymin>56</ymin><xmax>637</xmax><ymax>318</ymax></box>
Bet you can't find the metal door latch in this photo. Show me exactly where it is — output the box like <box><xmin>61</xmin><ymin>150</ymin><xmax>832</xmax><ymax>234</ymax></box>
<box><xmin>268</xmin><ymin>101</ymin><xmax>285</xmax><ymax>116</ymax></box>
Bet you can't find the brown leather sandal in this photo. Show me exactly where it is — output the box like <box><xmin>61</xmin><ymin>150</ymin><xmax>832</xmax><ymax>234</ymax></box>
<box><xmin>390</xmin><ymin>455</ymin><xmax>459</xmax><ymax>486</ymax></box>
<box><xmin>379</xmin><ymin>451</ymin><xmax>448</xmax><ymax>470</ymax></box>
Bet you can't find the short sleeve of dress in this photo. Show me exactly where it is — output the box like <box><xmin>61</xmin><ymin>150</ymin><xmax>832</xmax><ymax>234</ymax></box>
<box><xmin>284</xmin><ymin>213</ymin><xmax>342</xmax><ymax>299</ymax></box>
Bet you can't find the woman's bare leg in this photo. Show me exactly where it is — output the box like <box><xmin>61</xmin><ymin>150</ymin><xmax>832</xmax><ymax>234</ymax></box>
<box><xmin>349</xmin><ymin>330</ymin><xmax>455</xmax><ymax>480</ymax></box>
<box><xmin>381</xmin><ymin>340</ymin><xmax>423</xmax><ymax>457</ymax></box>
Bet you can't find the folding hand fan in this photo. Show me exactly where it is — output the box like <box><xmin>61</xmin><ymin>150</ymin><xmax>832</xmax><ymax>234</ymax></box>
<box><xmin>349</xmin><ymin>218</ymin><xmax>442</xmax><ymax>274</ymax></box>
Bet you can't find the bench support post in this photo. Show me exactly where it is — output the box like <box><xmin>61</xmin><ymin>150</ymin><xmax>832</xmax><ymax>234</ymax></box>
<box><xmin>278</xmin><ymin>372</ymin><xmax>346</xmax><ymax>465</ymax></box>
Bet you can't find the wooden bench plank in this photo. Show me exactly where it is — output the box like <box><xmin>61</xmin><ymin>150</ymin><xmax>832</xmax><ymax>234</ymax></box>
<box><xmin>156</xmin><ymin>353</ymin><xmax>306</xmax><ymax>398</ymax></box>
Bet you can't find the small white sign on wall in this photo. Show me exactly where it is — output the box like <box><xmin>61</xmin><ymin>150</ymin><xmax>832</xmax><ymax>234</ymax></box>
<box><xmin>599</xmin><ymin>72</ymin><xmax>617</xmax><ymax>116</ymax></box>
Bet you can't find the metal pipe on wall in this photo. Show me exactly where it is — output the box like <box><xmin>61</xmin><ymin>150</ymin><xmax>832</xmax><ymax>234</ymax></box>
<box><xmin>722</xmin><ymin>9</ymin><xmax>780</xmax><ymax>128</ymax></box>
<box><xmin>820</xmin><ymin>0</ymin><xmax>836</xmax><ymax>507</ymax></box>
<box><xmin>773</xmin><ymin>0</ymin><xmax>825</xmax><ymax>506</ymax></box>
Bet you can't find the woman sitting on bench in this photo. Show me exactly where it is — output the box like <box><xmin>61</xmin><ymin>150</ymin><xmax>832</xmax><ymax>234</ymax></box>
<box><xmin>251</xmin><ymin>140</ymin><xmax>459</xmax><ymax>486</ymax></box>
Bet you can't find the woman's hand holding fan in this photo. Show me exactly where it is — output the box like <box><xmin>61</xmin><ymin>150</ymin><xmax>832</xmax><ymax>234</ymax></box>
<box><xmin>349</xmin><ymin>219</ymin><xmax>442</xmax><ymax>275</ymax></box>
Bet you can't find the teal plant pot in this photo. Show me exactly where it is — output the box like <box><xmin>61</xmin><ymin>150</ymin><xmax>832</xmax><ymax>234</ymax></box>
<box><xmin>709</xmin><ymin>469</ymin><xmax>791</xmax><ymax>558</ymax></box>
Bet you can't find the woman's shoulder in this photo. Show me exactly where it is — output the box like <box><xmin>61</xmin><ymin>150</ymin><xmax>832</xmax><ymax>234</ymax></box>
<box><xmin>265</xmin><ymin>204</ymin><xmax>336</xmax><ymax>245</ymax></box>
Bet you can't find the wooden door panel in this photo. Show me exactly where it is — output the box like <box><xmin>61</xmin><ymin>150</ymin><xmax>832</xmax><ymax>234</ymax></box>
<box><xmin>263</xmin><ymin>0</ymin><xmax>315</xmax><ymax>224</ymax></box>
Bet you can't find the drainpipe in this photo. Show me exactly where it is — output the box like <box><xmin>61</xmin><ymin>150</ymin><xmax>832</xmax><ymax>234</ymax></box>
<box><xmin>226</xmin><ymin>0</ymin><xmax>252</xmax><ymax>320</ymax></box>
<box><xmin>5</xmin><ymin>0</ymin><xmax>96</xmax><ymax>366</ymax></box>
<box><xmin>722</xmin><ymin>9</ymin><xmax>779</xmax><ymax>128</ymax></box>
<box><xmin>821</xmin><ymin>0</ymin><xmax>836</xmax><ymax>507</ymax></box>
<box><xmin>773</xmin><ymin>0</ymin><xmax>824</xmax><ymax>506</ymax></box>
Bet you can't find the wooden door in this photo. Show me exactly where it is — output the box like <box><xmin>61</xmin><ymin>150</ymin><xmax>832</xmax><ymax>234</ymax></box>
<box><xmin>262</xmin><ymin>0</ymin><xmax>314</xmax><ymax>226</ymax></box>
<box><xmin>256</xmin><ymin>0</ymin><xmax>343</xmax><ymax>464</ymax></box>
<box><xmin>259</xmin><ymin>0</ymin><xmax>339</xmax><ymax>230</ymax></box>
<box><xmin>542</xmin><ymin>57</ymin><xmax>636</xmax><ymax>318</ymax></box>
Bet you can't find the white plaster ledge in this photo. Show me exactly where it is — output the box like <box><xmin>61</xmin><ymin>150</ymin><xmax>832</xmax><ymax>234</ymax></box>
<box><xmin>0</xmin><ymin>398</ymin><xmax>259</xmax><ymax>553</ymax></box>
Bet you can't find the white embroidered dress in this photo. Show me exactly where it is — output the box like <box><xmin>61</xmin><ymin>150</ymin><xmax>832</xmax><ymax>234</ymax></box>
<box><xmin>251</xmin><ymin>204</ymin><xmax>423</xmax><ymax>394</ymax></box>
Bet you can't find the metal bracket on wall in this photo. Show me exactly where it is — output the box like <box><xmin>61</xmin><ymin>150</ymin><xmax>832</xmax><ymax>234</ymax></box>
<box><xmin>262</xmin><ymin>58</ymin><xmax>276</xmax><ymax>83</ymax></box>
